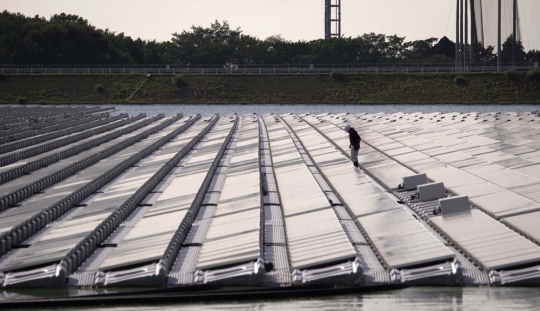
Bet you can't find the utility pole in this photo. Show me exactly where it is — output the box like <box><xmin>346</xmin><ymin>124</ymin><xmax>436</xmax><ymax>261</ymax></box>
<box><xmin>464</xmin><ymin>0</ymin><xmax>468</xmax><ymax>71</ymax></box>
<box><xmin>460</xmin><ymin>0</ymin><xmax>464</xmax><ymax>70</ymax></box>
<box><xmin>479</xmin><ymin>0</ymin><xmax>485</xmax><ymax>45</ymax></box>
<box><xmin>456</xmin><ymin>0</ymin><xmax>460</xmax><ymax>71</ymax></box>
<box><xmin>498</xmin><ymin>0</ymin><xmax>502</xmax><ymax>72</ymax></box>
<box><xmin>470</xmin><ymin>0</ymin><xmax>476</xmax><ymax>64</ymax></box>
<box><xmin>513</xmin><ymin>0</ymin><xmax>517</xmax><ymax>64</ymax></box>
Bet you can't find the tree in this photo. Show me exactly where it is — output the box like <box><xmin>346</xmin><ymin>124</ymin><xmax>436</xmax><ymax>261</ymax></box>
<box><xmin>2</xmin><ymin>11</ymin><xmax>539</xmax><ymax>66</ymax></box>
<box><xmin>170</xmin><ymin>20</ymin><xmax>246</xmax><ymax>64</ymax></box>
<box><xmin>500</xmin><ymin>35</ymin><xmax>527</xmax><ymax>63</ymax></box>
<box><xmin>527</xmin><ymin>50</ymin><xmax>540</xmax><ymax>63</ymax></box>
<box><xmin>433</xmin><ymin>37</ymin><xmax>455</xmax><ymax>59</ymax></box>
<box><xmin>423</xmin><ymin>54</ymin><xmax>454</xmax><ymax>64</ymax></box>
<box><xmin>403</xmin><ymin>38</ymin><xmax>437</xmax><ymax>61</ymax></box>
<box><xmin>50</xmin><ymin>13</ymin><xmax>90</xmax><ymax>25</ymax></box>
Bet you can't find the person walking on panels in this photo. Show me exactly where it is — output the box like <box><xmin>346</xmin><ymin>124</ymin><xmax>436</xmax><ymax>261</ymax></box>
<box><xmin>345</xmin><ymin>124</ymin><xmax>361</xmax><ymax>168</ymax></box>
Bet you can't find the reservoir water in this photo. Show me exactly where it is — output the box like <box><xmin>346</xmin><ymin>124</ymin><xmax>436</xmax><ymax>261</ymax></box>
<box><xmin>2</xmin><ymin>287</ymin><xmax>540</xmax><ymax>310</ymax></box>
<box><xmin>109</xmin><ymin>104</ymin><xmax>539</xmax><ymax>117</ymax></box>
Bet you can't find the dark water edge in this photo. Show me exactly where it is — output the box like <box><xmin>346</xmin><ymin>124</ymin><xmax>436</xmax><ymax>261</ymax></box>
<box><xmin>108</xmin><ymin>104</ymin><xmax>540</xmax><ymax>117</ymax></box>
<box><xmin>2</xmin><ymin>287</ymin><xmax>540</xmax><ymax>311</ymax></box>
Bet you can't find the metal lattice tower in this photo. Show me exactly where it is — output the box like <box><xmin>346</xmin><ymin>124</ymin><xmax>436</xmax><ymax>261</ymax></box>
<box><xmin>325</xmin><ymin>0</ymin><xmax>341</xmax><ymax>39</ymax></box>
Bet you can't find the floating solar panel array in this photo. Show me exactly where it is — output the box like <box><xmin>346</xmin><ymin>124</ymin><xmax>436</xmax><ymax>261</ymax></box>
<box><xmin>313</xmin><ymin>111</ymin><xmax>540</xmax><ymax>285</ymax></box>
<box><xmin>1</xmin><ymin>107</ymin><xmax>540</xmax><ymax>288</ymax></box>
<box><xmin>264</xmin><ymin>114</ymin><xmax>357</xmax><ymax>272</ymax></box>
<box><xmin>197</xmin><ymin>116</ymin><xmax>261</xmax><ymax>271</ymax></box>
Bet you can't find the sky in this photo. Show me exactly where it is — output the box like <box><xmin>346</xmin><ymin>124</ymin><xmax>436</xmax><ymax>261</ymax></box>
<box><xmin>2</xmin><ymin>0</ymin><xmax>540</xmax><ymax>50</ymax></box>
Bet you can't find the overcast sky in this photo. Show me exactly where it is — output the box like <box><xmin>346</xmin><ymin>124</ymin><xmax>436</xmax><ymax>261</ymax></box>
<box><xmin>2</xmin><ymin>0</ymin><xmax>540</xmax><ymax>50</ymax></box>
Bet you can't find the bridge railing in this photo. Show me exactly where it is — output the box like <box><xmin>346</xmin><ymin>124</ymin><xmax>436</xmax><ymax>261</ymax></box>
<box><xmin>1</xmin><ymin>65</ymin><xmax>537</xmax><ymax>75</ymax></box>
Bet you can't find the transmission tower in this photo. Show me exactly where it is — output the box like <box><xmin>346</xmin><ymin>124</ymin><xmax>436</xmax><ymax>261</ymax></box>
<box><xmin>325</xmin><ymin>0</ymin><xmax>341</xmax><ymax>38</ymax></box>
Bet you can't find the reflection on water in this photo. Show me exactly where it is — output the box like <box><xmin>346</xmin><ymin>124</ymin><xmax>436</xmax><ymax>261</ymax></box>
<box><xmin>109</xmin><ymin>104</ymin><xmax>538</xmax><ymax>117</ymax></box>
<box><xmin>2</xmin><ymin>287</ymin><xmax>540</xmax><ymax>311</ymax></box>
<box><xmin>0</xmin><ymin>287</ymin><xmax>146</xmax><ymax>301</ymax></box>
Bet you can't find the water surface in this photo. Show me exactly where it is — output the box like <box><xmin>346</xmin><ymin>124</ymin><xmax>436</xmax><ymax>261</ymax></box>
<box><xmin>109</xmin><ymin>104</ymin><xmax>539</xmax><ymax>117</ymax></box>
<box><xmin>2</xmin><ymin>287</ymin><xmax>540</xmax><ymax>311</ymax></box>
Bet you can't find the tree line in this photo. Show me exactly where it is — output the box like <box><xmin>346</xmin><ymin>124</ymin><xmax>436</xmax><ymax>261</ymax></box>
<box><xmin>1</xmin><ymin>11</ymin><xmax>539</xmax><ymax>65</ymax></box>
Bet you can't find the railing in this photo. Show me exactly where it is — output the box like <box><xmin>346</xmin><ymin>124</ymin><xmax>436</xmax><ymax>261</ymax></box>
<box><xmin>1</xmin><ymin>65</ymin><xmax>538</xmax><ymax>75</ymax></box>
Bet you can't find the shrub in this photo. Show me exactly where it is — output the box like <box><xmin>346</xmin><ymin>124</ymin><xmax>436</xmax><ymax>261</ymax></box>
<box><xmin>527</xmin><ymin>70</ymin><xmax>540</xmax><ymax>82</ymax></box>
<box><xmin>453</xmin><ymin>75</ymin><xmax>468</xmax><ymax>87</ymax></box>
<box><xmin>504</xmin><ymin>70</ymin><xmax>520</xmax><ymax>82</ymax></box>
<box><xmin>17</xmin><ymin>96</ymin><xmax>28</xmax><ymax>104</ymax></box>
<box><xmin>172</xmin><ymin>75</ymin><xmax>188</xmax><ymax>88</ymax></box>
<box><xmin>95</xmin><ymin>84</ymin><xmax>105</xmax><ymax>93</ymax></box>
<box><xmin>0</xmin><ymin>74</ymin><xmax>7</xmax><ymax>81</ymax></box>
<box><xmin>330</xmin><ymin>70</ymin><xmax>348</xmax><ymax>82</ymax></box>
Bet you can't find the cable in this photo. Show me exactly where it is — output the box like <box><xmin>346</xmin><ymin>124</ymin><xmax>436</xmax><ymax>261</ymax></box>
<box><xmin>485</xmin><ymin>0</ymin><xmax>492</xmax><ymax>47</ymax></box>
<box><xmin>444</xmin><ymin>0</ymin><xmax>454</xmax><ymax>40</ymax></box>
<box><xmin>528</xmin><ymin>0</ymin><xmax>536</xmax><ymax>49</ymax></box>
<box><xmin>501</xmin><ymin>0</ymin><xmax>513</xmax><ymax>43</ymax></box>
<box><xmin>521</xmin><ymin>0</ymin><xmax>530</xmax><ymax>48</ymax></box>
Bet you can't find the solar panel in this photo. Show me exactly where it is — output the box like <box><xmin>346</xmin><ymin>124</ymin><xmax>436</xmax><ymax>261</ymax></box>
<box><xmin>2</xmin><ymin>118</ymin><xmax>208</xmax><ymax>272</ymax></box>
<box><xmin>288</xmin><ymin>115</ymin><xmax>454</xmax><ymax>269</ymax></box>
<box><xmin>431</xmin><ymin>210</ymin><xmax>540</xmax><ymax>270</ymax></box>
<box><xmin>98</xmin><ymin>120</ymin><xmax>235</xmax><ymax>271</ymax></box>
<box><xmin>196</xmin><ymin>118</ymin><xmax>261</xmax><ymax>270</ymax></box>
<box><xmin>503</xmin><ymin>211</ymin><xmax>540</xmax><ymax>244</ymax></box>
<box><xmin>262</xmin><ymin>115</ymin><xmax>356</xmax><ymax>270</ymax></box>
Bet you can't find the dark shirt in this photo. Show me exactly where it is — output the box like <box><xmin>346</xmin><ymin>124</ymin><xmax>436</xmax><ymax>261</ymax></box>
<box><xmin>349</xmin><ymin>128</ymin><xmax>361</xmax><ymax>149</ymax></box>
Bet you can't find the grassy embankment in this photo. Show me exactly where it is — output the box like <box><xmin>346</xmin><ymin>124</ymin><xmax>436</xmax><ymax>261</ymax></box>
<box><xmin>0</xmin><ymin>72</ymin><xmax>539</xmax><ymax>105</ymax></box>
